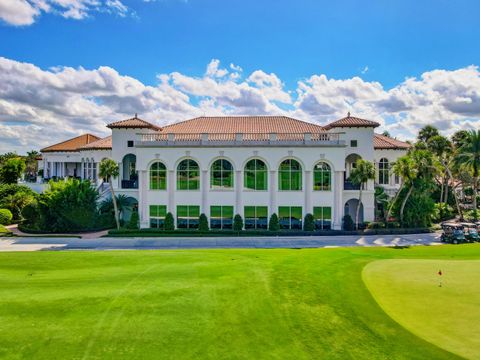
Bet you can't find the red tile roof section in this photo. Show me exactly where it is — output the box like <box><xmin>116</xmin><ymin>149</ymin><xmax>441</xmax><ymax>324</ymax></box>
<box><xmin>324</xmin><ymin>114</ymin><xmax>380</xmax><ymax>130</ymax></box>
<box><xmin>40</xmin><ymin>134</ymin><xmax>101</xmax><ymax>153</ymax></box>
<box><xmin>79</xmin><ymin>136</ymin><xmax>112</xmax><ymax>150</ymax></box>
<box><xmin>161</xmin><ymin>116</ymin><xmax>326</xmax><ymax>134</ymax></box>
<box><xmin>107</xmin><ymin>115</ymin><xmax>160</xmax><ymax>130</ymax></box>
<box><xmin>373</xmin><ymin>134</ymin><xmax>410</xmax><ymax>150</ymax></box>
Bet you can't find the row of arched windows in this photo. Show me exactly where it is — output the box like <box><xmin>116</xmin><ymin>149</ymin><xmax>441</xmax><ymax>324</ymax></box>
<box><xmin>149</xmin><ymin>159</ymin><xmax>333</xmax><ymax>191</ymax></box>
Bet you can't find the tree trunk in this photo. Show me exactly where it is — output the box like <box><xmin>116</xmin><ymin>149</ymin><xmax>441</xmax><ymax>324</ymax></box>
<box><xmin>109</xmin><ymin>177</ymin><xmax>120</xmax><ymax>230</ymax></box>
<box><xmin>444</xmin><ymin>176</ymin><xmax>449</xmax><ymax>204</ymax></box>
<box><xmin>386</xmin><ymin>180</ymin><xmax>403</xmax><ymax>221</ymax></box>
<box><xmin>445</xmin><ymin>166</ymin><xmax>463</xmax><ymax>220</ymax></box>
<box><xmin>440</xmin><ymin>177</ymin><xmax>444</xmax><ymax>203</ymax></box>
<box><xmin>400</xmin><ymin>184</ymin><xmax>414</xmax><ymax>226</ymax></box>
<box><xmin>356</xmin><ymin>186</ymin><xmax>363</xmax><ymax>230</ymax></box>
<box><xmin>473</xmin><ymin>173</ymin><xmax>478</xmax><ymax>219</ymax></box>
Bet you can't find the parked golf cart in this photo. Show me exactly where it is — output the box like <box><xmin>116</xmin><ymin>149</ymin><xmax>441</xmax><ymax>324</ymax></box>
<box><xmin>460</xmin><ymin>222</ymin><xmax>480</xmax><ymax>242</ymax></box>
<box><xmin>440</xmin><ymin>223</ymin><xmax>466</xmax><ymax>244</ymax></box>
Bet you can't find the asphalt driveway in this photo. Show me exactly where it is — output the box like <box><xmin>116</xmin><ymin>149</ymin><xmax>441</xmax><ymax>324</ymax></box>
<box><xmin>0</xmin><ymin>232</ymin><xmax>442</xmax><ymax>251</ymax></box>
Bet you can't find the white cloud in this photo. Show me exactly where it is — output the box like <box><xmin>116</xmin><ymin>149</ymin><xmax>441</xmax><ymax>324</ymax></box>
<box><xmin>0</xmin><ymin>0</ymin><xmax>131</xmax><ymax>26</ymax></box>
<box><xmin>0</xmin><ymin>56</ymin><xmax>479</xmax><ymax>153</ymax></box>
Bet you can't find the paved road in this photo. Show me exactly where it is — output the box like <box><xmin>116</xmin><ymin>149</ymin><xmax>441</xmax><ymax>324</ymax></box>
<box><xmin>0</xmin><ymin>233</ymin><xmax>443</xmax><ymax>251</ymax></box>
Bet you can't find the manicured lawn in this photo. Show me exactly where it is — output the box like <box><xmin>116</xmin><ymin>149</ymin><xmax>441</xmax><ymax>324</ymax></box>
<box><xmin>363</xmin><ymin>259</ymin><xmax>480</xmax><ymax>360</ymax></box>
<box><xmin>0</xmin><ymin>245</ymin><xmax>478</xmax><ymax>359</ymax></box>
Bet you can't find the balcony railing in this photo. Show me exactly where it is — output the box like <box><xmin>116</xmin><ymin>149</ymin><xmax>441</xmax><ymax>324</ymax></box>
<box><xmin>121</xmin><ymin>179</ymin><xmax>138</xmax><ymax>189</ymax></box>
<box><xmin>138</xmin><ymin>132</ymin><xmax>343</xmax><ymax>146</ymax></box>
<box><xmin>344</xmin><ymin>181</ymin><xmax>361</xmax><ymax>190</ymax></box>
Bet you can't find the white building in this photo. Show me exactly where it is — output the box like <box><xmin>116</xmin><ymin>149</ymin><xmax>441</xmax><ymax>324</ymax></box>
<box><xmin>40</xmin><ymin>114</ymin><xmax>410</xmax><ymax>230</ymax></box>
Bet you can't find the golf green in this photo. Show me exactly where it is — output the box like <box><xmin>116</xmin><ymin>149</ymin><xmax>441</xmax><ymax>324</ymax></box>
<box><xmin>0</xmin><ymin>245</ymin><xmax>478</xmax><ymax>359</ymax></box>
<box><xmin>363</xmin><ymin>259</ymin><xmax>480</xmax><ymax>360</ymax></box>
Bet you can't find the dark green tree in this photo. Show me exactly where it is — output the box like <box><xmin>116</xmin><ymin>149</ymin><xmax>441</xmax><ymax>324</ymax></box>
<box><xmin>198</xmin><ymin>213</ymin><xmax>209</xmax><ymax>231</ymax></box>
<box><xmin>268</xmin><ymin>213</ymin><xmax>279</xmax><ymax>231</ymax></box>
<box><xmin>303</xmin><ymin>213</ymin><xmax>315</xmax><ymax>231</ymax></box>
<box><xmin>127</xmin><ymin>211</ymin><xmax>139</xmax><ymax>229</ymax></box>
<box><xmin>233</xmin><ymin>214</ymin><xmax>243</xmax><ymax>232</ymax></box>
<box><xmin>165</xmin><ymin>212</ymin><xmax>175</xmax><ymax>231</ymax></box>
<box><xmin>0</xmin><ymin>158</ymin><xmax>26</xmax><ymax>184</ymax></box>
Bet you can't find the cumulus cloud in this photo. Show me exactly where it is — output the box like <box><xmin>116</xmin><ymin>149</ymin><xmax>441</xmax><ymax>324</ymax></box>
<box><xmin>0</xmin><ymin>56</ymin><xmax>479</xmax><ymax>153</ymax></box>
<box><xmin>0</xmin><ymin>0</ymin><xmax>131</xmax><ymax>26</ymax></box>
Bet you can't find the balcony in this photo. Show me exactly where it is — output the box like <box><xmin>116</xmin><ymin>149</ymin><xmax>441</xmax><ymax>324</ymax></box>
<box><xmin>344</xmin><ymin>181</ymin><xmax>361</xmax><ymax>190</ymax></box>
<box><xmin>137</xmin><ymin>132</ymin><xmax>344</xmax><ymax>147</ymax></box>
<box><xmin>121</xmin><ymin>179</ymin><xmax>138</xmax><ymax>189</ymax></box>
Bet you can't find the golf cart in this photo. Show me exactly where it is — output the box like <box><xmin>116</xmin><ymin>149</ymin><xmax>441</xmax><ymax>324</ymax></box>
<box><xmin>441</xmin><ymin>223</ymin><xmax>466</xmax><ymax>244</ymax></box>
<box><xmin>460</xmin><ymin>222</ymin><xmax>480</xmax><ymax>242</ymax></box>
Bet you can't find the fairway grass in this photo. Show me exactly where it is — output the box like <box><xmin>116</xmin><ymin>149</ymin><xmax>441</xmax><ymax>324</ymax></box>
<box><xmin>0</xmin><ymin>245</ymin><xmax>478</xmax><ymax>359</ymax></box>
<box><xmin>363</xmin><ymin>259</ymin><xmax>480</xmax><ymax>360</ymax></box>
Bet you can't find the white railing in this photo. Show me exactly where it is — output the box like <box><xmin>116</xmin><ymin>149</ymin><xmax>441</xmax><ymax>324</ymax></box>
<box><xmin>140</xmin><ymin>132</ymin><xmax>341</xmax><ymax>144</ymax></box>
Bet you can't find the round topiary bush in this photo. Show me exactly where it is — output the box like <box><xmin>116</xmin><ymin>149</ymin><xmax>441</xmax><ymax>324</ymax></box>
<box><xmin>0</xmin><ymin>209</ymin><xmax>13</xmax><ymax>225</ymax></box>
<box><xmin>198</xmin><ymin>213</ymin><xmax>209</xmax><ymax>231</ymax></box>
<box><xmin>165</xmin><ymin>212</ymin><xmax>175</xmax><ymax>231</ymax></box>
<box><xmin>303</xmin><ymin>213</ymin><xmax>315</xmax><ymax>231</ymax></box>
<box><xmin>342</xmin><ymin>214</ymin><xmax>354</xmax><ymax>231</ymax></box>
<box><xmin>268</xmin><ymin>213</ymin><xmax>279</xmax><ymax>231</ymax></box>
<box><xmin>233</xmin><ymin>214</ymin><xmax>243</xmax><ymax>232</ymax></box>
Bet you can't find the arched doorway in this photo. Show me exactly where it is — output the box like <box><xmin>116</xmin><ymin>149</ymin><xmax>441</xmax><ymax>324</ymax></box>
<box><xmin>122</xmin><ymin>154</ymin><xmax>137</xmax><ymax>189</ymax></box>
<box><xmin>344</xmin><ymin>153</ymin><xmax>362</xmax><ymax>190</ymax></box>
<box><xmin>120</xmin><ymin>196</ymin><xmax>139</xmax><ymax>223</ymax></box>
<box><xmin>344</xmin><ymin>198</ymin><xmax>364</xmax><ymax>226</ymax></box>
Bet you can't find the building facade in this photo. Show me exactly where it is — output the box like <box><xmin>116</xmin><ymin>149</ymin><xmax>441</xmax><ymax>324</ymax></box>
<box><xmin>40</xmin><ymin>115</ymin><xmax>410</xmax><ymax>230</ymax></box>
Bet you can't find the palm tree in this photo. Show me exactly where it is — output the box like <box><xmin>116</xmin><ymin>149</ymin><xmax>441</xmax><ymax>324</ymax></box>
<box><xmin>455</xmin><ymin>130</ymin><xmax>480</xmax><ymax>217</ymax></box>
<box><xmin>349</xmin><ymin>159</ymin><xmax>375</xmax><ymax>229</ymax></box>
<box><xmin>387</xmin><ymin>155</ymin><xmax>415</xmax><ymax>222</ymax></box>
<box><xmin>99</xmin><ymin>158</ymin><xmax>120</xmax><ymax>229</ymax></box>
<box><xmin>417</xmin><ymin>125</ymin><xmax>439</xmax><ymax>143</ymax></box>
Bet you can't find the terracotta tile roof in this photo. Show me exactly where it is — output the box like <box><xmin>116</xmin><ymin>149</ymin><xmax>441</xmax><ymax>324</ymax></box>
<box><xmin>324</xmin><ymin>113</ymin><xmax>380</xmax><ymax>130</ymax></box>
<box><xmin>79</xmin><ymin>136</ymin><xmax>112</xmax><ymax>151</ymax></box>
<box><xmin>373</xmin><ymin>134</ymin><xmax>411</xmax><ymax>150</ymax></box>
<box><xmin>162</xmin><ymin>116</ymin><xmax>326</xmax><ymax>134</ymax></box>
<box><xmin>41</xmin><ymin>134</ymin><xmax>101</xmax><ymax>153</ymax></box>
<box><xmin>107</xmin><ymin>115</ymin><xmax>160</xmax><ymax>130</ymax></box>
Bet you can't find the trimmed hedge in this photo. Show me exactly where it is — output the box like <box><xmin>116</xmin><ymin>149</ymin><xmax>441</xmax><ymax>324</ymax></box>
<box><xmin>106</xmin><ymin>227</ymin><xmax>435</xmax><ymax>238</ymax></box>
<box><xmin>0</xmin><ymin>209</ymin><xmax>13</xmax><ymax>225</ymax></box>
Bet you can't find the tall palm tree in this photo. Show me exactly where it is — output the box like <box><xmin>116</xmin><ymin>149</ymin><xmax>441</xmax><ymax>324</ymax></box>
<box><xmin>417</xmin><ymin>125</ymin><xmax>439</xmax><ymax>143</ymax></box>
<box><xmin>456</xmin><ymin>130</ymin><xmax>480</xmax><ymax>217</ymax></box>
<box><xmin>387</xmin><ymin>155</ymin><xmax>415</xmax><ymax>222</ymax></box>
<box><xmin>99</xmin><ymin>158</ymin><xmax>120</xmax><ymax>229</ymax></box>
<box><xmin>349</xmin><ymin>159</ymin><xmax>375</xmax><ymax>229</ymax></box>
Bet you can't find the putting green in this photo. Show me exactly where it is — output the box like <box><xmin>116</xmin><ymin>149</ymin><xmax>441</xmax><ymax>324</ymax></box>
<box><xmin>363</xmin><ymin>259</ymin><xmax>480</xmax><ymax>360</ymax></box>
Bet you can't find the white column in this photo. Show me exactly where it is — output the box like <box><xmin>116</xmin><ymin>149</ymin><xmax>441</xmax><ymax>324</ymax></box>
<box><xmin>201</xmin><ymin>170</ymin><xmax>208</xmax><ymax>215</ymax></box>
<box><xmin>235</xmin><ymin>170</ymin><xmax>242</xmax><ymax>215</ymax></box>
<box><xmin>138</xmin><ymin>170</ymin><xmax>148</xmax><ymax>228</ymax></box>
<box><xmin>333</xmin><ymin>171</ymin><xmax>344</xmax><ymax>230</ymax></box>
<box><xmin>269</xmin><ymin>170</ymin><xmax>277</xmax><ymax>216</ymax></box>
<box><xmin>43</xmin><ymin>161</ymin><xmax>47</xmax><ymax>179</ymax></box>
<box><xmin>168</xmin><ymin>170</ymin><xmax>175</xmax><ymax>219</ymax></box>
<box><xmin>117</xmin><ymin>162</ymin><xmax>122</xmax><ymax>189</ymax></box>
<box><xmin>304</xmin><ymin>171</ymin><xmax>312</xmax><ymax>215</ymax></box>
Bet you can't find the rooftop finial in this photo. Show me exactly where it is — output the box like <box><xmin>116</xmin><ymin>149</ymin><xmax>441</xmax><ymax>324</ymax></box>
<box><xmin>134</xmin><ymin>113</ymin><xmax>138</xmax><ymax>118</ymax></box>
<box><xmin>347</xmin><ymin>111</ymin><xmax>350</xmax><ymax>117</ymax></box>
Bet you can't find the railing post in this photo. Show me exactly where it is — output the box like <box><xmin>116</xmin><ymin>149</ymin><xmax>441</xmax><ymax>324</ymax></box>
<box><xmin>235</xmin><ymin>133</ymin><xmax>243</xmax><ymax>142</ymax></box>
<box><xmin>201</xmin><ymin>133</ymin><xmax>208</xmax><ymax>144</ymax></box>
<box><xmin>269</xmin><ymin>133</ymin><xmax>277</xmax><ymax>142</ymax></box>
<box><xmin>304</xmin><ymin>132</ymin><xmax>312</xmax><ymax>143</ymax></box>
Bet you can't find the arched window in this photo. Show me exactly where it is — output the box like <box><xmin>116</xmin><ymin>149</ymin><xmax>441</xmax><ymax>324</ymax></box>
<box><xmin>378</xmin><ymin>158</ymin><xmax>389</xmax><ymax>185</ymax></box>
<box><xmin>313</xmin><ymin>162</ymin><xmax>331</xmax><ymax>191</ymax></box>
<box><xmin>279</xmin><ymin>159</ymin><xmax>302</xmax><ymax>191</ymax></box>
<box><xmin>177</xmin><ymin>159</ymin><xmax>200</xmax><ymax>190</ymax></box>
<box><xmin>244</xmin><ymin>159</ymin><xmax>268</xmax><ymax>190</ymax></box>
<box><xmin>150</xmin><ymin>162</ymin><xmax>167</xmax><ymax>190</ymax></box>
<box><xmin>211</xmin><ymin>159</ymin><xmax>234</xmax><ymax>189</ymax></box>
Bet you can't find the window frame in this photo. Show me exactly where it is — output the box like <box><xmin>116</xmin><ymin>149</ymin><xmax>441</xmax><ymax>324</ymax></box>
<box><xmin>244</xmin><ymin>159</ymin><xmax>268</xmax><ymax>191</ymax></box>
<box><xmin>278</xmin><ymin>206</ymin><xmax>303</xmax><ymax>230</ymax></box>
<box><xmin>278</xmin><ymin>159</ymin><xmax>302</xmax><ymax>191</ymax></box>
<box><xmin>149</xmin><ymin>161</ymin><xmax>167</xmax><ymax>190</ymax></box>
<box><xmin>244</xmin><ymin>206</ymin><xmax>268</xmax><ymax>230</ymax></box>
<box><xmin>313</xmin><ymin>162</ymin><xmax>331</xmax><ymax>191</ymax></box>
<box><xmin>177</xmin><ymin>159</ymin><xmax>200</xmax><ymax>190</ymax></box>
<box><xmin>210</xmin><ymin>205</ymin><xmax>234</xmax><ymax>229</ymax></box>
<box><xmin>313</xmin><ymin>206</ymin><xmax>332</xmax><ymax>230</ymax></box>
<box><xmin>176</xmin><ymin>205</ymin><xmax>200</xmax><ymax>229</ymax></box>
<box><xmin>378</xmin><ymin>158</ymin><xmax>389</xmax><ymax>185</ymax></box>
<box><xmin>149</xmin><ymin>205</ymin><xmax>167</xmax><ymax>229</ymax></box>
<box><xmin>210</xmin><ymin>159</ymin><xmax>234</xmax><ymax>190</ymax></box>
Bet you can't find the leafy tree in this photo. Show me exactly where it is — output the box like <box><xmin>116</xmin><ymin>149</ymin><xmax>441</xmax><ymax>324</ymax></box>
<box><xmin>349</xmin><ymin>159</ymin><xmax>375</xmax><ymax>229</ymax></box>
<box><xmin>455</xmin><ymin>130</ymin><xmax>480</xmax><ymax>218</ymax></box>
<box><xmin>198</xmin><ymin>213</ymin><xmax>209</xmax><ymax>231</ymax></box>
<box><xmin>0</xmin><ymin>158</ymin><xmax>26</xmax><ymax>184</ymax></box>
<box><xmin>374</xmin><ymin>186</ymin><xmax>389</xmax><ymax>222</ymax></box>
<box><xmin>25</xmin><ymin>150</ymin><xmax>40</xmax><ymax>181</ymax></box>
<box><xmin>342</xmin><ymin>214</ymin><xmax>354</xmax><ymax>231</ymax></box>
<box><xmin>0</xmin><ymin>209</ymin><xmax>13</xmax><ymax>225</ymax></box>
<box><xmin>99</xmin><ymin>158</ymin><xmax>120</xmax><ymax>229</ymax></box>
<box><xmin>382</xmin><ymin>131</ymin><xmax>391</xmax><ymax>138</ymax></box>
<box><xmin>303</xmin><ymin>213</ymin><xmax>315</xmax><ymax>231</ymax></box>
<box><xmin>268</xmin><ymin>213</ymin><xmax>279</xmax><ymax>231</ymax></box>
<box><xmin>165</xmin><ymin>212</ymin><xmax>175</xmax><ymax>230</ymax></box>
<box><xmin>0</xmin><ymin>184</ymin><xmax>37</xmax><ymax>221</ymax></box>
<box><xmin>451</xmin><ymin>130</ymin><xmax>469</xmax><ymax>149</ymax></box>
<box><xmin>233</xmin><ymin>214</ymin><xmax>243</xmax><ymax>232</ymax></box>
<box><xmin>417</xmin><ymin>125</ymin><xmax>439</xmax><ymax>143</ymax></box>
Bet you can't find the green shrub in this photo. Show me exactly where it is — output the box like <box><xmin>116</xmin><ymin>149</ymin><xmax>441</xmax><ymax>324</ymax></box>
<box><xmin>367</xmin><ymin>221</ymin><xmax>385</xmax><ymax>229</ymax></box>
<box><xmin>343</xmin><ymin>214</ymin><xmax>354</xmax><ymax>231</ymax></box>
<box><xmin>165</xmin><ymin>212</ymin><xmax>175</xmax><ymax>231</ymax></box>
<box><xmin>268</xmin><ymin>213</ymin><xmax>279</xmax><ymax>231</ymax></box>
<box><xmin>303</xmin><ymin>213</ymin><xmax>315</xmax><ymax>231</ymax></box>
<box><xmin>386</xmin><ymin>221</ymin><xmax>400</xmax><ymax>229</ymax></box>
<box><xmin>464</xmin><ymin>209</ymin><xmax>480</xmax><ymax>222</ymax></box>
<box><xmin>127</xmin><ymin>211</ymin><xmax>140</xmax><ymax>229</ymax></box>
<box><xmin>199</xmin><ymin>213</ymin><xmax>209</xmax><ymax>231</ymax></box>
<box><xmin>233</xmin><ymin>214</ymin><xmax>243</xmax><ymax>231</ymax></box>
<box><xmin>0</xmin><ymin>209</ymin><xmax>13</xmax><ymax>225</ymax></box>
<box><xmin>21</xmin><ymin>201</ymin><xmax>40</xmax><ymax>225</ymax></box>
<box><xmin>0</xmin><ymin>158</ymin><xmax>25</xmax><ymax>184</ymax></box>
<box><xmin>433</xmin><ymin>202</ymin><xmax>454</xmax><ymax>222</ymax></box>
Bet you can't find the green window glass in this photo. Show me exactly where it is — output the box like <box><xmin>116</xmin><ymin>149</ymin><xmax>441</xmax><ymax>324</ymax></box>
<box><xmin>313</xmin><ymin>162</ymin><xmax>331</xmax><ymax>191</ymax></box>
<box><xmin>210</xmin><ymin>205</ymin><xmax>234</xmax><ymax>229</ymax></box>
<box><xmin>378</xmin><ymin>158</ymin><xmax>389</xmax><ymax>185</ymax></box>
<box><xmin>177</xmin><ymin>159</ymin><xmax>200</xmax><ymax>190</ymax></box>
<box><xmin>210</xmin><ymin>159</ymin><xmax>234</xmax><ymax>189</ymax></box>
<box><xmin>244</xmin><ymin>206</ymin><xmax>268</xmax><ymax>229</ymax></box>
<box><xmin>278</xmin><ymin>206</ymin><xmax>302</xmax><ymax>230</ymax></box>
<box><xmin>176</xmin><ymin>205</ymin><xmax>200</xmax><ymax>229</ymax></box>
<box><xmin>313</xmin><ymin>206</ymin><xmax>332</xmax><ymax>230</ymax></box>
<box><xmin>149</xmin><ymin>162</ymin><xmax>167</xmax><ymax>190</ymax></box>
<box><xmin>244</xmin><ymin>159</ymin><xmax>268</xmax><ymax>190</ymax></box>
<box><xmin>278</xmin><ymin>159</ymin><xmax>302</xmax><ymax>191</ymax></box>
<box><xmin>149</xmin><ymin>205</ymin><xmax>167</xmax><ymax>229</ymax></box>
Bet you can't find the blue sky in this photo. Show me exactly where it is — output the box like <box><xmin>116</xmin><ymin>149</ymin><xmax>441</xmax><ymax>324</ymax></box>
<box><xmin>0</xmin><ymin>0</ymin><xmax>479</xmax><ymax>153</ymax></box>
